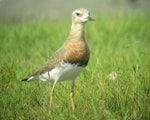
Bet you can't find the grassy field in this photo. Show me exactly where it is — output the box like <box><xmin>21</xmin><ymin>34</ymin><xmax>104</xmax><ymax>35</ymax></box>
<box><xmin>0</xmin><ymin>14</ymin><xmax>150</xmax><ymax>120</ymax></box>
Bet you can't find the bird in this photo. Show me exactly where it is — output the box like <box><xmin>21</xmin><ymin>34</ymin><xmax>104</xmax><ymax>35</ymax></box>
<box><xmin>22</xmin><ymin>8</ymin><xmax>94</xmax><ymax>110</ymax></box>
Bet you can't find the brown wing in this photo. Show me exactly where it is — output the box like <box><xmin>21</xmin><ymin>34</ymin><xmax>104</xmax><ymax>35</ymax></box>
<box><xmin>33</xmin><ymin>46</ymin><xmax>66</xmax><ymax>76</ymax></box>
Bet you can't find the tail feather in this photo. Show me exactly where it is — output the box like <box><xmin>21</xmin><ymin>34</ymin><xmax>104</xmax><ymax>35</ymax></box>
<box><xmin>21</xmin><ymin>76</ymin><xmax>35</xmax><ymax>82</ymax></box>
<box><xmin>22</xmin><ymin>78</ymin><xmax>29</xmax><ymax>81</ymax></box>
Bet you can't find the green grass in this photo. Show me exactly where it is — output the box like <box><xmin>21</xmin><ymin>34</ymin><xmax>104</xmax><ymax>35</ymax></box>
<box><xmin>0</xmin><ymin>14</ymin><xmax>150</xmax><ymax>120</ymax></box>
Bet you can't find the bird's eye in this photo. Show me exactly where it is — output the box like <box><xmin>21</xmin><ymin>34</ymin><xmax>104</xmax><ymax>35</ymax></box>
<box><xmin>76</xmin><ymin>13</ymin><xmax>80</xmax><ymax>16</ymax></box>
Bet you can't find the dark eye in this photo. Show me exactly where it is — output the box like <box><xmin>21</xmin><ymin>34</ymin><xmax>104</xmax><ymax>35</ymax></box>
<box><xmin>76</xmin><ymin>12</ymin><xmax>80</xmax><ymax>16</ymax></box>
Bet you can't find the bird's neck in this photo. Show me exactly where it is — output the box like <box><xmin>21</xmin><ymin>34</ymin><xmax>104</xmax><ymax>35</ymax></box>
<box><xmin>69</xmin><ymin>23</ymin><xmax>85</xmax><ymax>39</ymax></box>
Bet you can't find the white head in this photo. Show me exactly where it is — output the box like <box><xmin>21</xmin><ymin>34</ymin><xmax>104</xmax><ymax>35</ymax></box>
<box><xmin>72</xmin><ymin>8</ymin><xmax>94</xmax><ymax>24</ymax></box>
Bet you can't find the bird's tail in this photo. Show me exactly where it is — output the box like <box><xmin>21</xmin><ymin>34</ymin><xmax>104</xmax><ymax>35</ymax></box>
<box><xmin>21</xmin><ymin>76</ymin><xmax>35</xmax><ymax>82</ymax></box>
<box><xmin>22</xmin><ymin>78</ymin><xmax>28</xmax><ymax>81</ymax></box>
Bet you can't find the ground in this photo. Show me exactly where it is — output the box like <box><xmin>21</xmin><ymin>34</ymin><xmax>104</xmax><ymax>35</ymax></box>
<box><xmin>0</xmin><ymin>13</ymin><xmax>150</xmax><ymax>120</ymax></box>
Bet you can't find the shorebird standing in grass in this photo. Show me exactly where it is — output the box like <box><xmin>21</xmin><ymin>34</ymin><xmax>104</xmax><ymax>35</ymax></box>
<box><xmin>22</xmin><ymin>8</ymin><xmax>94</xmax><ymax>110</ymax></box>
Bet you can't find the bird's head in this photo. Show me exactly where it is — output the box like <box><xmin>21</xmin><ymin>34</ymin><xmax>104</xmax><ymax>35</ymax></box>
<box><xmin>72</xmin><ymin>8</ymin><xmax>94</xmax><ymax>24</ymax></box>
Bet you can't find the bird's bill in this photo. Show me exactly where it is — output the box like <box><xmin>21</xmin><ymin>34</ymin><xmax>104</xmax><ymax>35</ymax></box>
<box><xmin>88</xmin><ymin>16</ymin><xmax>94</xmax><ymax>21</ymax></box>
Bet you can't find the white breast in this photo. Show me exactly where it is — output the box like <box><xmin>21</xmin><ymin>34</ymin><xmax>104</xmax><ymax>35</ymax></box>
<box><xmin>39</xmin><ymin>62</ymin><xmax>84</xmax><ymax>83</ymax></box>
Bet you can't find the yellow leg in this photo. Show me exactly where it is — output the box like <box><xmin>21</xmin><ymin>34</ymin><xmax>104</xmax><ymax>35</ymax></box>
<box><xmin>70</xmin><ymin>80</ymin><xmax>75</xmax><ymax>110</ymax></box>
<box><xmin>70</xmin><ymin>92</ymin><xmax>75</xmax><ymax>111</ymax></box>
<box><xmin>50</xmin><ymin>81</ymin><xmax>57</xmax><ymax>108</ymax></box>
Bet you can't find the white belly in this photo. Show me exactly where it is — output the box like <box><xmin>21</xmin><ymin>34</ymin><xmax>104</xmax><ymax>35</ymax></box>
<box><xmin>39</xmin><ymin>62</ymin><xmax>84</xmax><ymax>83</ymax></box>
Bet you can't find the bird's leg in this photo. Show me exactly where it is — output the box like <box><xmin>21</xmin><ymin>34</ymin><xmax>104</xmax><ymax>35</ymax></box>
<box><xmin>50</xmin><ymin>81</ymin><xmax>57</xmax><ymax>108</ymax></box>
<box><xmin>70</xmin><ymin>80</ymin><xmax>75</xmax><ymax>110</ymax></box>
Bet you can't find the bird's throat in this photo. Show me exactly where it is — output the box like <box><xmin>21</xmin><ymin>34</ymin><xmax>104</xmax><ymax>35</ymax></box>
<box><xmin>70</xmin><ymin>23</ymin><xmax>85</xmax><ymax>39</ymax></box>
